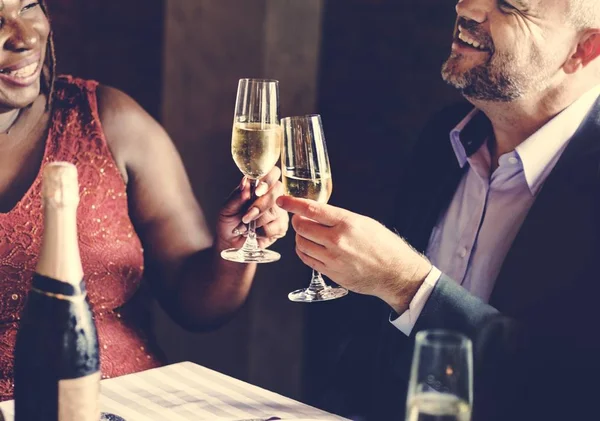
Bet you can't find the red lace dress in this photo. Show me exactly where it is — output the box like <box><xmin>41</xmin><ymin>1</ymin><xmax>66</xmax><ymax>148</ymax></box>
<box><xmin>0</xmin><ymin>76</ymin><xmax>165</xmax><ymax>400</ymax></box>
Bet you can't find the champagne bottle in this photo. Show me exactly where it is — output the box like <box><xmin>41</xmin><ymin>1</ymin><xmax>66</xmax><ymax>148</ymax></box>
<box><xmin>14</xmin><ymin>162</ymin><xmax>100</xmax><ymax>421</ymax></box>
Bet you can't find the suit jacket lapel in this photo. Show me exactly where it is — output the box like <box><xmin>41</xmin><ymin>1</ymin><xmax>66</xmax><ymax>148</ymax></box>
<box><xmin>398</xmin><ymin>107</ymin><xmax>490</xmax><ymax>252</ymax></box>
<box><xmin>402</xmin><ymin>159</ymin><xmax>464</xmax><ymax>252</ymax></box>
<box><xmin>490</xmin><ymin>97</ymin><xmax>600</xmax><ymax>315</ymax></box>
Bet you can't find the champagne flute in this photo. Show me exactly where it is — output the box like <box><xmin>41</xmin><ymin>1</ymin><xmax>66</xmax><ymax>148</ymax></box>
<box><xmin>406</xmin><ymin>330</ymin><xmax>473</xmax><ymax>421</ymax></box>
<box><xmin>281</xmin><ymin>114</ymin><xmax>348</xmax><ymax>302</ymax></box>
<box><xmin>221</xmin><ymin>78</ymin><xmax>283</xmax><ymax>263</ymax></box>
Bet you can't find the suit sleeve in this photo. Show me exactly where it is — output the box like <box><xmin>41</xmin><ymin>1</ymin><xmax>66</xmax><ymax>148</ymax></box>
<box><xmin>412</xmin><ymin>273</ymin><xmax>499</xmax><ymax>338</ymax></box>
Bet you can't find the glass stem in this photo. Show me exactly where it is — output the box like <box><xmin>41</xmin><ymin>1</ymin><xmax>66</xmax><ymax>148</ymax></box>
<box><xmin>241</xmin><ymin>178</ymin><xmax>259</xmax><ymax>253</ymax></box>
<box><xmin>307</xmin><ymin>269</ymin><xmax>328</xmax><ymax>293</ymax></box>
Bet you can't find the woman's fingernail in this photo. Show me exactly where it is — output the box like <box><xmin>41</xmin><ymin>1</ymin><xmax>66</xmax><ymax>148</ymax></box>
<box><xmin>233</xmin><ymin>225</ymin><xmax>249</xmax><ymax>236</ymax></box>
<box><xmin>232</xmin><ymin>223</ymin><xmax>248</xmax><ymax>235</ymax></box>
<box><xmin>242</xmin><ymin>207</ymin><xmax>260</xmax><ymax>224</ymax></box>
<box><xmin>255</xmin><ymin>182</ymin><xmax>269</xmax><ymax>197</ymax></box>
<box><xmin>239</xmin><ymin>176</ymin><xmax>247</xmax><ymax>190</ymax></box>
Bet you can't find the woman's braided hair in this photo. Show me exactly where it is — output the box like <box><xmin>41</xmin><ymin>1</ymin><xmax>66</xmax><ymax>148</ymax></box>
<box><xmin>38</xmin><ymin>0</ymin><xmax>56</xmax><ymax>109</ymax></box>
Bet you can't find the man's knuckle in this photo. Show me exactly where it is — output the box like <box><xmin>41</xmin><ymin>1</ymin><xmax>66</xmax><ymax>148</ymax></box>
<box><xmin>330</xmin><ymin>232</ymin><xmax>344</xmax><ymax>247</ymax></box>
<box><xmin>307</xmin><ymin>203</ymin><xmax>320</xmax><ymax>216</ymax></box>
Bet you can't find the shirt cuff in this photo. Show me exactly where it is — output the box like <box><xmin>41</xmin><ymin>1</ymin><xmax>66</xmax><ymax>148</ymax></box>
<box><xmin>390</xmin><ymin>266</ymin><xmax>442</xmax><ymax>336</ymax></box>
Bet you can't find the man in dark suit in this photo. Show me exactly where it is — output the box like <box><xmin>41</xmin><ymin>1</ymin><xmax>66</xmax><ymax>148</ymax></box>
<box><xmin>277</xmin><ymin>0</ymin><xmax>600</xmax><ymax>419</ymax></box>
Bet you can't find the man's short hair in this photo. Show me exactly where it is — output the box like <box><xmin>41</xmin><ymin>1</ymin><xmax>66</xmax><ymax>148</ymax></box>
<box><xmin>568</xmin><ymin>0</ymin><xmax>600</xmax><ymax>30</ymax></box>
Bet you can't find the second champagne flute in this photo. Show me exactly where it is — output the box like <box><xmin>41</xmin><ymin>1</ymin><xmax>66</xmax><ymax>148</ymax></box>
<box><xmin>281</xmin><ymin>114</ymin><xmax>348</xmax><ymax>302</ymax></box>
<box><xmin>221</xmin><ymin>78</ymin><xmax>283</xmax><ymax>264</ymax></box>
<box><xmin>406</xmin><ymin>330</ymin><xmax>473</xmax><ymax>421</ymax></box>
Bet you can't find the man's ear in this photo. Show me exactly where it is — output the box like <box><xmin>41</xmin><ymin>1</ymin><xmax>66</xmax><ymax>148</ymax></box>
<box><xmin>564</xmin><ymin>30</ymin><xmax>600</xmax><ymax>73</ymax></box>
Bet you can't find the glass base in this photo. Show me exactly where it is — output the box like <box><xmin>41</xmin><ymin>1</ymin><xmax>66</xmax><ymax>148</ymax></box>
<box><xmin>288</xmin><ymin>285</ymin><xmax>348</xmax><ymax>302</ymax></box>
<box><xmin>220</xmin><ymin>247</ymin><xmax>281</xmax><ymax>263</ymax></box>
<box><xmin>101</xmin><ymin>413</ymin><xmax>126</xmax><ymax>421</ymax></box>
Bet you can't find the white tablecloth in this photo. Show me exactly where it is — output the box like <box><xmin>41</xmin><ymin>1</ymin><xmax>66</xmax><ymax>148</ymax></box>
<box><xmin>0</xmin><ymin>361</ymin><xmax>348</xmax><ymax>420</ymax></box>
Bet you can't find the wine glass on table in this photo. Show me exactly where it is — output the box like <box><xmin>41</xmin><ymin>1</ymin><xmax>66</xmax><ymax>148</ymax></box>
<box><xmin>406</xmin><ymin>329</ymin><xmax>473</xmax><ymax>421</ymax></box>
<box><xmin>281</xmin><ymin>114</ymin><xmax>348</xmax><ymax>302</ymax></box>
<box><xmin>221</xmin><ymin>78</ymin><xmax>283</xmax><ymax>263</ymax></box>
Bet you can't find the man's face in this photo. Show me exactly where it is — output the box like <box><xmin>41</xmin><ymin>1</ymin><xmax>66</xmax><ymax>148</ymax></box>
<box><xmin>441</xmin><ymin>0</ymin><xmax>578</xmax><ymax>102</ymax></box>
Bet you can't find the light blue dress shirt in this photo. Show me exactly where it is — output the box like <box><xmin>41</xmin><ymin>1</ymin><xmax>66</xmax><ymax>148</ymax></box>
<box><xmin>392</xmin><ymin>85</ymin><xmax>600</xmax><ymax>335</ymax></box>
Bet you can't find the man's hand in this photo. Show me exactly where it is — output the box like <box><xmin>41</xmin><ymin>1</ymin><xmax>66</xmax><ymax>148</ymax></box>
<box><xmin>277</xmin><ymin>195</ymin><xmax>432</xmax><ymax>313</ymax></box>
<box><xmin>218</xmin><ymin>166</ymin><xmax>289</xmax><ymax>251</ymax></box>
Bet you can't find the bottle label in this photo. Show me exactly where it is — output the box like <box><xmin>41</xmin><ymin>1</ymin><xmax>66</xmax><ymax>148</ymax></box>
<box><xmin>58</xmin><ymin>371</ymin><xmax>101</xmax><ymax>421</ymax></box>
<box><xmin>31</xmin><ymin>274</ymin><xmax>86</xmax><ymax>299</ymax></box>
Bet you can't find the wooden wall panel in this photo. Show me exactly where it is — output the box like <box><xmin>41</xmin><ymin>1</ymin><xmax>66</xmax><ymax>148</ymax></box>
<box><xmin>47</xmin><ymin>0</ymin><xmax>164</xmax><ymax>119</ymax></box>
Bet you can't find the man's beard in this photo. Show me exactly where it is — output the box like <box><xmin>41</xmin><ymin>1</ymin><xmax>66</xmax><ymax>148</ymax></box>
<box><xmin>441</xmin><ymin>52</ymin><xmax>525</xmax><ymax>102</ymax></box>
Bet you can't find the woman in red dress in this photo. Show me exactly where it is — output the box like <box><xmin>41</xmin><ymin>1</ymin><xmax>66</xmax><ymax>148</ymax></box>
<box><xmin>0</xmin><ymin>0</ymin><xmax>288</xmax><ymax>400</ymax></box>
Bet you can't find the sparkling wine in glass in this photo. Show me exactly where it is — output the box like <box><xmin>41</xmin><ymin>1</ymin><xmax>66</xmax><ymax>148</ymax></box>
<box><xmin>406</xmin><ymin>330</ymin><xmax>473</xmax><ymax>421</ymax></box>
<box><xmin>221</xmin><ymin>78</ymin><xmax>283</xmax><ymax>264</ymax></box>
<box><xmin>281</xmin><ymin>114</ymin><xmax>348</xmax><ymax>302</ymax></box>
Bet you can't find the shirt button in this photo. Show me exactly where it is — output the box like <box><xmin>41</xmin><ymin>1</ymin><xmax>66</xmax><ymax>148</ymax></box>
<box><xmin>508</xmin><ymin>157</ymin><xmax>518</xmax><ymax>164</ymax></box>
<box><xmin>459</xmin><ymin>248</ymin><xmax>468</xmax><ymax>258</ymax></box>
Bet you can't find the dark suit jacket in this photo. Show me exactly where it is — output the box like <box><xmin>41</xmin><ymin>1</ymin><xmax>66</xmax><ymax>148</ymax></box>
<box><xmin>322</xmin><ymin>98</ymin><xmax>600</xmax><ymax>420</ymax></box>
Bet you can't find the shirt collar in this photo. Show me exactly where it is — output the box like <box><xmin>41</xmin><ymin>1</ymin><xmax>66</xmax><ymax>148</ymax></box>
<box><xmin>516</xmin><ymin>84</ymin><xmax>600</xmax><ymax>195</ymax></box>
<box><xmin>449</xmin><ymin>84</ymin><xmax>600</xmax><ymax>195</ymax></box>
<box><xmin>450</xmin><ymin>108</ymin><xmax>491</xmax><ymax>169</ymax></box>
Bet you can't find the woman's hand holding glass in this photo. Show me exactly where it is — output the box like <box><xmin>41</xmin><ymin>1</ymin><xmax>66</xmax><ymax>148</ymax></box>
<box><xmin>221</xmin><ymin>78</ymin><xmax>286</xmax><ymax>263</ymax></box>
<box><xmin>217</xmin><ymin>165</ymin><xmax>288</xmax><ymax>254</ymax></box>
